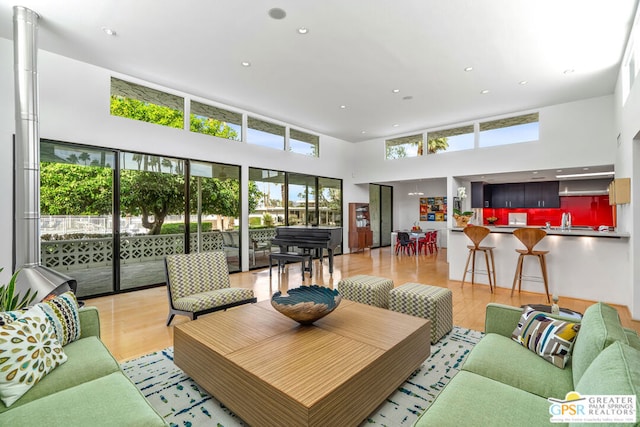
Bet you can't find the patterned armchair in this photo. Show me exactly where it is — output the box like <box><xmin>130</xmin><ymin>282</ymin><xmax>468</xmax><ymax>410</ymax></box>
<box><xmin>164</xmin><ymin>250</ymin><xmax>256</xmax><ymax>326</ymax></box>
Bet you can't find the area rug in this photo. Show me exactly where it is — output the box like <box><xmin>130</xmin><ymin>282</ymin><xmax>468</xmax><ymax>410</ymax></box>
<box><xmin>122</xmin><ymin>326</ymin><xmax>484</xmax><ymax>427</ymax></box>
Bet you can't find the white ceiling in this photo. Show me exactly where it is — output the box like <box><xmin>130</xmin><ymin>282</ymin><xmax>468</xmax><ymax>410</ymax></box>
<box><xmin>0</xmin><ymin>0</ymin><xmax>637</xmax><ymax>143</ymax></box>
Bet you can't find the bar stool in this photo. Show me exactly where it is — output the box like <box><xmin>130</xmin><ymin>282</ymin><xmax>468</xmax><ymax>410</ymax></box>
<box><xmin>511</xmin><ymin>228</ymin><xmax>550</xmax><ymax>302</ymax></box>
<box><xmin>461</xmin><ymin>226</ymin><xmax>495</xmax><ymax>292</ymax></box>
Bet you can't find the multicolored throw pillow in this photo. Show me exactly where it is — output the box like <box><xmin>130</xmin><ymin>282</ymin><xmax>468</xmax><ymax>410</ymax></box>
<box><xmin>512</xmin><ymin>306</ymin><xmax>581</xmax><ymax>368</ymax></box>
<box><xmin>36</xmin><ymin>291</ymin><xmax>81</xmax><ymax>346</ymax></box>
<box><xmin>0</xmin><ymin>305</ymin><xmax>68</xmax><ymax>407</ymax></box>
<box><xmin>0</xmin><ymin>309</ymin><xmax>28</xmax><ymax>326</ymax></box>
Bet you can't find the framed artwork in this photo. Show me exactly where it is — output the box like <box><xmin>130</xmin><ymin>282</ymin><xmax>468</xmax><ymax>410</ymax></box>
<box><xmin>420</xmin><ymin>196</ymin><xmax>447</xmax><ymax>221</ymax></box>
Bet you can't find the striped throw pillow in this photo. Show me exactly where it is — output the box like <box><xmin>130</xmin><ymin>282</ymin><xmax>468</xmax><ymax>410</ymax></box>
<box><xmin>36</xmin><ymin>291</ymin><xmax>81</xmax><ymax>346</ymax></box>
<box><xmin>512</xmin><ymin>306</ymin><xmax>581</xmax><ymax>368</ymax></box>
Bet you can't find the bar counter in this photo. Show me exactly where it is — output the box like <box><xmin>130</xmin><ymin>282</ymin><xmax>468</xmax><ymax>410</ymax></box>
<box><xmin>450</xmin><ymin>226</ymin><xmax>629</xmax><ymax>238</ymax></box>
<box><xmin>448</xmin><ymin>226</ymin><xmax>631</xmax><ymax>306</ymax></box>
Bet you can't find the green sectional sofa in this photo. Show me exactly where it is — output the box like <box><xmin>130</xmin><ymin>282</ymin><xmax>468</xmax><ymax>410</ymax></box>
<box><xmin>0</xmin><ymin>306</ymin><xmax>167</xmax><ymax>426</ymax></box>
<box><xmin>414</xmin><ymin>302</ymin><xmax>640</xmax><ymax>427</ymax></box>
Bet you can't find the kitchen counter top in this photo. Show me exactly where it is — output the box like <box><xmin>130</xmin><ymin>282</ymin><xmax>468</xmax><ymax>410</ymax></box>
<box><xmin>447</xmin><ymin>225</ymin><xmax>631</xmax><ymax>306</ymax></box>
<box><xmin>450</xmin><ymin>226</ymin><xmax>629</xmax><ymax>238</ymax></box>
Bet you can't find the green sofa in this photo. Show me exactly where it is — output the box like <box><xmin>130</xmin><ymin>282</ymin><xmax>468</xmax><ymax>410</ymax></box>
<box><xmin>414</xmin><ymin>302</ymin><xmax>640</xmax><ymax>427</ymax></box>
<box><xmin>0</xmin><ymin>306</ymin><xmax>167</xmax><ymax>426</ymax></box>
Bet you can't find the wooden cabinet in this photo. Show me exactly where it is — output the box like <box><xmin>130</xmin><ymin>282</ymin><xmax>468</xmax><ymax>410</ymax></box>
<box><xmin>477</xmin><ymin>181</ymin><xmax>559</xmax><ymax>209</ymax></box>
<box><xmin>609</xmin><ymin>178</ymin><xmax>631</xmax><ymax>205</ymax></box>
<box><xmin>524</xmin><ymin>181</ymin><xmax>560</xmax><ymax>208</ymax></box>
<box><xmin>349</xmin><ymin>203</ymin><xmax>373</xmax><ymax>252</ymax></box>
<box><xmin>471</xmin><ymin>182</ymin><xmax>492</xmax><ymax>208</ymax></box>
<box><xmin>491</xmin><ymin>183</ymin><xmax>525</xmax><ymax>208</ymax></box>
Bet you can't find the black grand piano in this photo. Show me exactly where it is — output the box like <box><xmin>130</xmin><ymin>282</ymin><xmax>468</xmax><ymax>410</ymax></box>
<box><xmin>272</xmin><ymin>226</ymin><xmax>342</xmax><ymax>274</ymax></box>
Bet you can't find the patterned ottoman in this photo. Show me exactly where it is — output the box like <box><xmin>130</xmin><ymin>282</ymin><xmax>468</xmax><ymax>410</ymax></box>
<box><xmin>337</xmin><ymin>275</ymin><xmax>394</xmax><ymax>308</ymax></box>
<box><xmin>389</xmin><ymin>283</ymin><xmax>453</xmax><ymax>344</ymax></box>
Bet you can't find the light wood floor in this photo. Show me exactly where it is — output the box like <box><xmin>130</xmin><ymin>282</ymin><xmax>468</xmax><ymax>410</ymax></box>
<box><xmin>85</xmin><ymin>247</ymin><xmax>640</xmax><ymax>362</ymax></box>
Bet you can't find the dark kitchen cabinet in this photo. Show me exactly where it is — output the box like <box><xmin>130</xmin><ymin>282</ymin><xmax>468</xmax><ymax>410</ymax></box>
<box><xmin>471</xmin><ymin>182</ymin><xmax>492</xmax><ymax>208</ymax></box>
<box><xmin>524</xmin><ymin>181</ymin><xmax>560</xmax><ymax>208</ymax></box>
<box><xmin>491</xmin><ymin>183</ymin><xmax>525</xmax><ymax>208</ymax></box>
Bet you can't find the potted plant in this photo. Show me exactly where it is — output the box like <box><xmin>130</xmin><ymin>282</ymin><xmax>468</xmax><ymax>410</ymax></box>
<box><xmin>453</xmin><ymin>209</ymin><xmax>473</xmax><ymax>227</ymax></box>
<box><xmin>0</xmin><ymin>268</ymin><xmax>37</xmax><ymax>311</ymax></box>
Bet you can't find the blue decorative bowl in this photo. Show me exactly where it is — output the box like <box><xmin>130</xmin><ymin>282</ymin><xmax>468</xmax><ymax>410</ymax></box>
<box><xmin>271</xmin><ymin>285</ymin><xmax>342</xmax><ymax>325</ymax></box>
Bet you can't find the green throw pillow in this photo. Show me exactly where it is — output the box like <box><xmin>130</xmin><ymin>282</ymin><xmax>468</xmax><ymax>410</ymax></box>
<box><xmin>512</xmin><ymin>306</ymin><xmax>581</xmax><ymax>368</ymax></box>
<box><xmin>36</xmin><ymin>291</ymin><xmax>81</xmax><ymax>346</ymax></box>
<box><xmin>0</xmin><ymin>305</ymin><xmax>68</xmax><ymax>407</ymax></box>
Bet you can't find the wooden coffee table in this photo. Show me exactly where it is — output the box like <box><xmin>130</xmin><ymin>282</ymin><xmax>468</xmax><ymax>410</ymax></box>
<box><xmin>173</xmin><ymin>299</ymin><xmax>431</xmax><ymax>426</ymax></box>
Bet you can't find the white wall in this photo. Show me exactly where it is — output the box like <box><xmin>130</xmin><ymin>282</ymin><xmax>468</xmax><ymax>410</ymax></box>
<box><xmin>353</xmin><ymin>96</ymin><xmax>616</xmax><ymax>185</ymax></box>
<box><xmin>0</xmin><ymin>39</ymin><xmax>16</xmax><ymax>283</ymax></box>
<box><xmin>613</xmin><ymin>34</ymin><xmax>640</xmax><ymax>319</ymax></box>
<box><xmin>0</xmin><ymin>39</ymin><xmax>354</xmax><ymax>275</ymax></box>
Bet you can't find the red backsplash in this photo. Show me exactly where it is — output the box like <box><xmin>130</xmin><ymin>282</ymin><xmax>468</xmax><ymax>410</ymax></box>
<box><xmin>483</xmin><ymin>195</ymin><xmax>614</xmax><ymax>227</ymax></box>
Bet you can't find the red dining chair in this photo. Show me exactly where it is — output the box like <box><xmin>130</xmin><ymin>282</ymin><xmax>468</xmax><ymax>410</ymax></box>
<box><xmin>395</xmin><ymin>232</ymin><xmax>416</xmax><ymax>255</ymax></box>
<box><xmin>428</xmin><ymin>230</ymin><xmax>438</xmax><ymax>254</ymax></box>
<box><xmin>417</xmin><ymin>230</ymin><xmax>438</xmax><ymax>255</ymax></box>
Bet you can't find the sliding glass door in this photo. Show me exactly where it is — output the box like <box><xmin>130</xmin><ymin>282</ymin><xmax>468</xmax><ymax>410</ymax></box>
<box><xmin>190</xmin><ymin>161</ymin><xmax>241</xmax><ymax>272</ymax></box>
<box><xmin>369</xmin><ymin>184</ymin><xmax>393</xmax><ymax>248</ymax></box>
<box><xmin>119</xmin><ymin>153</ymin><xmax>186</xmax><ymax>290</ymax></box>
<box><xmin>287</xmin><ymin>173</ymin><xmax>317</xmax><ymax>225</ymax></box>
<box><xmin>40</xmin><ymin>141</ymin><xmax>116</xmax><ymax>297</ymax></box>
<box><xmin>41</xmin><ymin>141</ymin><xmax>244</xmax><ymax>297</ymax></box>
<box><xmin>318</xmin><ymin>177</ymin><xmax>342</xmax><ymax>227</ymax></box>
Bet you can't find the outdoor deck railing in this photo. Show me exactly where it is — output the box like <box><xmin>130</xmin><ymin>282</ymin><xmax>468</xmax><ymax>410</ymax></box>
<box><xmin>41</xmin><ymin>229</ymin><xmax>276</xmax><ymax>270</ymax></box>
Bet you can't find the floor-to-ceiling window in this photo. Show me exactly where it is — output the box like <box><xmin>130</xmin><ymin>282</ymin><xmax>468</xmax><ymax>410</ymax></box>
<box><xmin>249</xmin><ymin>168</ymin><xmax>343</xmax><ymax>269</ymax></box>
<box><xmin>287</xmin><ymin>173</ymin><xmax>316</xmax><ymax>225</ymax></box>
<box><xmin>248</xmin><ymin>168</ymin><xmax>285</xmax><ymax>268</ymax></box>
<box><xmin>119</xmin><ymin>153</ymin><xmax>186</xmax><ymax>291</ymax></box>
<box><xmin>318</xmin><ymin>177</ymin><xmax>342</xmax><ymax>227</ymax></box>
<box><xmin>40</xmin><ymin>140</ymin><xmax>116</xmax><ymax>297</ymax></box>
<box><xmin>40</xmin><ymin>140</ymin><xmax>243</xmax><ymax>297</ymax></box>
<box><xmin>189</xmin><ymin>161</ymin><xmax>241</xmax><ymax>272</ymax></box>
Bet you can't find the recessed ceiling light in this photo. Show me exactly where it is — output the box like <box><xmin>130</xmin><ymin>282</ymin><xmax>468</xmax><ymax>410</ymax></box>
<box><xmin>583</xmin><ymin>167</ymin><xmax>589</xmax><ymax>170</ymax></box>
<box><xmin>268</xmin><ymin>8</ymin><xmax>286</xmax><ymax>19</ymax></box>
<box><xmin>361</xmin><ymin>130</ymin><xmax>367</xmax><ymax>134</ymax></box>
<box><xmin>480</xmin><ymin>89</ymin><xmax>490</xmax><ymax>94</ymax></box>
<box><xmin>392</xmin><ymin>89</ymin><xmax>400</xmax><ymax>93</ymax></box>
<box><xmin>519</xmin><ymin>80</ymin><xmax>528</xmax><ymax>85</ymax></box>
<box><xmin>563</xmin><ymin>69</ymin><xmax>575</xmax><ymax>74</ymax></box>
<box><xmin>340</xmin><ymin>105</ymin><xmax>347</xmax><ymax>109</ymax></box>
<box><xmin>102</xmin><ymin>27</ymin><xmax>116</xmax><ymax>36</ymax></box>
<box><xmin>297</xmin><ymin>27</ymin><xmax>309</xmax><ymax>34</ymax></box>
<box><xmin>392</xmin><ymin>124</ymin><xmax>400</xmax><ymax>127</ymax></box>
<box><xmin>556</xmin><ymin>169</ymin><xmax>563</xmax><ymax>173</ymax></box>
<box><xmin>532</xmin><ymin>171</ymin><xmax>538</xmax><ymax>174</ymax></box>
<box><xmin>241</xmin><ymin>61</ymin><xmax>251</xmax><ymax>67</ymax></box>
<box><xmin>464</xmin><ymin>67</ymin><xmax>473</xmax><ymax>72</ymax></box>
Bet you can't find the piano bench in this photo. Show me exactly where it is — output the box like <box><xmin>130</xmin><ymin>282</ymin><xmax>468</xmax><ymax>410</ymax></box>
<box><xmin>269</xmin><ymin>252</ymin><xmax>313</xmax><ymax>281</ymax></box>
<box><xmin>337</xmin><ymin>275</ymin><xmax>394</xmax><ymax>308</ymax></box>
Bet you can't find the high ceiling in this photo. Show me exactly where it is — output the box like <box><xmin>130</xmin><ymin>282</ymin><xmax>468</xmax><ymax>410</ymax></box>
<box><xmin>0</xmin><ymin>0</ymin><xmax>637</xmax><ymax>143</ymax></box>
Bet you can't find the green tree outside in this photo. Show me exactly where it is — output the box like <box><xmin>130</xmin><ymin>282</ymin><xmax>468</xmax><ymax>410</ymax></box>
<box><xmin>42</xmin><ymin>97</ymin><xmax>264</xmax><ymax>234</ymax></box>
<box><xmin>385</xmin><ymin>137</ymin><xmax>449</xmax><ymax>159</ymax></box>
<box><xmin>41</xmin><ymin>163</ymin><xmax>113</xmax><ymax>215</ymax></box>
